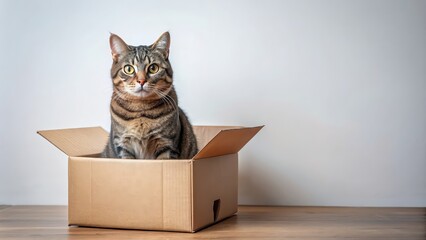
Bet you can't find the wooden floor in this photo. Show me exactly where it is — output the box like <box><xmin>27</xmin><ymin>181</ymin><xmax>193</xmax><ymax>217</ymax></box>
<box><xmin>0</xmin><ymin>205</ymin><xmax>424</xmax><ymax>239</ymax></box>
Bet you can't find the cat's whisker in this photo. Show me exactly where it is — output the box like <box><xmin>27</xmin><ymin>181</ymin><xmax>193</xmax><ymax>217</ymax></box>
<box><xmin>156</xmin><ymin>91</ymin><xmax>177</xmax><ymax>115</ymax></box>
<box><xmin>152</xmin><ymin>90</ymin><xmax>168</xmax><ymax>107</ymax></box>
<box><xmin>152</xmin><ymin>88</ymin><xmax>176</xmax><ymax>112</ymax></box>
<box><xmin>158</xmin><ymin>89</ymin><xmax>180</xmax><ymax>121</ymax></box>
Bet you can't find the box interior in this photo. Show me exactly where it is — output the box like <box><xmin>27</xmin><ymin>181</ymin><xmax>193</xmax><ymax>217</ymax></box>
<box><xmin>38</xmin><ymin>125</ymin><xmax>263</xmax><ymax>160</ymax></box>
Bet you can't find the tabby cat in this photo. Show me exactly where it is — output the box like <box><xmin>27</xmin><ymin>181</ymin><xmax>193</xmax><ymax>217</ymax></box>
<box><xmin>101</xmin><ymin>32</ymin><xmax>198</xmax><ymax>159</ymax></box>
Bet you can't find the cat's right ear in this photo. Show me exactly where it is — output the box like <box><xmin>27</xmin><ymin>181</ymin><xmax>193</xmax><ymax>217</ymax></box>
<box><xmin>109</xmin><ymin>33</ymin><xmax>129</xmax><ymax>62</ymax></box>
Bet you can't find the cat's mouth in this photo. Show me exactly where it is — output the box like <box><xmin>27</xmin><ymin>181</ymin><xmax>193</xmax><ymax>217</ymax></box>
<box><xmin>132</xmin><ymin>84</ymin><xmax>150</xmax><ymax>93</ymax></box>
<box><xmin>133</xmin><ymin>88</ymin><xmax>150</xmax><ymax>96</ymax></box>
<box><xmin>134</xmin><ymin>88</ymin><xmax>147</xmax><ymax>93</ymax></box>
<box><xmin>127</xmin><ymin>83</ymin><xmax>170</xmax><ymax>100</ymax></box>
<box><xmin>128</xmin><ymin>85</ymin><xmax>155</xmax><ymax>98</ymax></box>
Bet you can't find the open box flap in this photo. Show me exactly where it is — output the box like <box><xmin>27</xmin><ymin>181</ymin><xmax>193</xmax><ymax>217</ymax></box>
<box><xmin>37</xmin><ymin>126</ymin><xmax>109</xmax><ymax>157</ymax></box>
<box><xmin>192</xmin><ymin>126</ymin><xmax>264</xmax><ymax>160</ymax></box>
<box><xmin>192</xmin><ymin>126</ymin><xmax>242</xmax><ymax>149</ymax></box>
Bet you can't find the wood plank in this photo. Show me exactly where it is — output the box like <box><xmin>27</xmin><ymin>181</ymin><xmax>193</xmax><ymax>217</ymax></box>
<box><xmin>0</xmin><ymin>205</ymin><xmax>12</xmax><ymax>211</ymax></box>
<box><xmin>0</xmin><ymin>206</ymin><xmax>424</xmax><ymax>239</ymax></box>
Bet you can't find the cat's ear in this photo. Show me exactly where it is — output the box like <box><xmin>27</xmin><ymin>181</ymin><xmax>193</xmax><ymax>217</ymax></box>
<box><xmin>109</xmin><ymin>33</ymin><xmax>129</xmax><ymax>62</ymax></box>
<box><xmin>152</xmin><ymin>32</ymin><xmax>170</xmax><ymax>59</ymax></box>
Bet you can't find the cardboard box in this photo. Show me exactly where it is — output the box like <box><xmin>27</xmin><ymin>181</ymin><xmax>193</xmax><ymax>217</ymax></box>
<box><xmin>38</xmin><ymin>125</ymin><xmax>262</xmax><ymax>232</ymax></box>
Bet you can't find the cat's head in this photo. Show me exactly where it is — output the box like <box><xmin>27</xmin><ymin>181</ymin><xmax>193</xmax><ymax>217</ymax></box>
<box><xmin>109</xmin><ymin>32</ymin><xmax>173</xmax><ymax>100</ymax></box>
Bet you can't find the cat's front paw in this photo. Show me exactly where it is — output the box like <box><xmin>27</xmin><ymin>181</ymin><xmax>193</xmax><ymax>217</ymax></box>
<box><xmin>156</xmin><ymin>151</ymin><xmax>171</xmax><ymax>159</ymax></box>
<box><xmin>116</xmin><ymin>146</ymin><xmax>136</xmax><ymax>159</ymax></box>
<box><xmin>155</xmin><ymin>148</ymin><xmax>179</xmax><ymax>159</ymax></box>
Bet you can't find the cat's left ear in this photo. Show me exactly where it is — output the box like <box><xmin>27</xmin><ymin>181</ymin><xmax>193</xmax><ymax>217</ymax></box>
<box><xmin>152</xmin><ymin>32</ymin><xmax>170</xmax><ymax>59</ymax></box>
<box><xmin>109</xmin><ymin>33</ymin><xmax>129</xmax><ymax>62</ymax></box>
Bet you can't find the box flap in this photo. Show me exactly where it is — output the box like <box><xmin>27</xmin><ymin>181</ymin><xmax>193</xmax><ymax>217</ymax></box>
<box><xmin>192</xmin><ymin>126</ymin><xmax>241</xmax><ymax>150</ymax></box>
<box><xmin>193</xmin><ymin>126</ymin><xmax>264</xmax><ymax>160</ymax></box>
<box><xmin>37</xmin><ymin>127</ymin><xmax>109</xmax><ymax>157</ymax></box>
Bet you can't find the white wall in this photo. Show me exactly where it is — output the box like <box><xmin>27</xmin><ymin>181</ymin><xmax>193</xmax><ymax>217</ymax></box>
<box><xmin>0</xmin><ymin>0</ymin><xmax>425</xmax><ymax>207</ymax></box>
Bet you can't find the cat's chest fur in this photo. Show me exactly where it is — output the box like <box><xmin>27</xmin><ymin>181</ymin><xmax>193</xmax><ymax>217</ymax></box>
<box><xmin>116</xmin><ymin>118</ymin><xmax>162</xmax><ymax>159</ymax></box>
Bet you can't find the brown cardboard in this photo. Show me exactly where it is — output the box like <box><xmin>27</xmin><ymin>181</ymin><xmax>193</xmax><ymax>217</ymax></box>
<box><xmin>192</xmin><ymin>126</ymin><xmax>240</xmax><ymax>149</ymax></box>
<box><xmin>38</xmin><ymin>125</ymin><xmax>263</xmax><ymax>232</ymax></box>
<box><xmin>193</xmin><ymin>126</ymin><xmax>263</xmax><ymax>160</ymax></box>
<box><xmin>68</xmin><ymin>157</ymin><xmax>192</xmax><ymax>231</ymax></box>
<box><xmin>37</xmin><ymin>127</ymin><xmax>108</xmax><ymax>157</ymax></box>
<box><xmin>192</xmin><ymin>154</ymin><xmax>238</xmax><ymax>231</ymax></box>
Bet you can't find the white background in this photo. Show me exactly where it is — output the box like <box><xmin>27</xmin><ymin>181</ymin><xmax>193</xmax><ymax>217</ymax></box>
<box><xmin>0</xmin><ymin>0</ymin><xmax>425</xmax><ymax>206</ymax></box>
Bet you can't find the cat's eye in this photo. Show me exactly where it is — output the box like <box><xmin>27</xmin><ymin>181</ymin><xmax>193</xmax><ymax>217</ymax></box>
<box><xmin>148</xmin><ymin>64</ymin><xmax>159</xmax><ymax>74</ymax></box>
<box><xmin>123</xmin><ymin>65</ymin><xmax>135</xmax><ymax>75</ymax></box>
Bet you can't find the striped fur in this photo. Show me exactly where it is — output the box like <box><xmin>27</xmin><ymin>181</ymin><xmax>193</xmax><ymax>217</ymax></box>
<box><xmin>101</xmin><ymin>32</ymin><xmax>198</xmax><ymax>159</ymax></box>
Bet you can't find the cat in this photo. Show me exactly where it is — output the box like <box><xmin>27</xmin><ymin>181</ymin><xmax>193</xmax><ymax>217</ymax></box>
<box><xmin>101</xmin><ymin>32</ymin><xmax>198</xmax><ymax>159</ymax></box>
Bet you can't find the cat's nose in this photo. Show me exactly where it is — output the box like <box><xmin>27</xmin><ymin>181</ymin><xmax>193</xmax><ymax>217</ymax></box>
<box><xmin>137</xmin><ymin>79</ymin><xmax>146</xmax><ymax>85</ymax></box>
<box><xmin>136</xmin><ymin>71</ymin><xmax>146</xmax><ymax>85</ymax></box>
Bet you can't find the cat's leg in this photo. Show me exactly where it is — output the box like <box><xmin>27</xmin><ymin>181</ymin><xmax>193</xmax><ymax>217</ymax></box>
<box><xmin>148</xmin><ymin>136</ymin><xmax>179</xmax><ymax>159</ymax></box>
<box><xmin>156</xmin><ymin>150</ymin><xmax>170</xmax><ymax>159</ymax></box>
<box><xmin>114</xmin><ymin>136</ymin><xmax>136</xmax><ymax>159</ymax></box>
<box><xmin>116</xmin><ymin>146</ymin><xmax>136</xmax><ymax>159</ymax></box>
<box><xmin>154</xmin><ymin>146</ymin><xmax>179</xmax><ymax>159</ymax></box>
